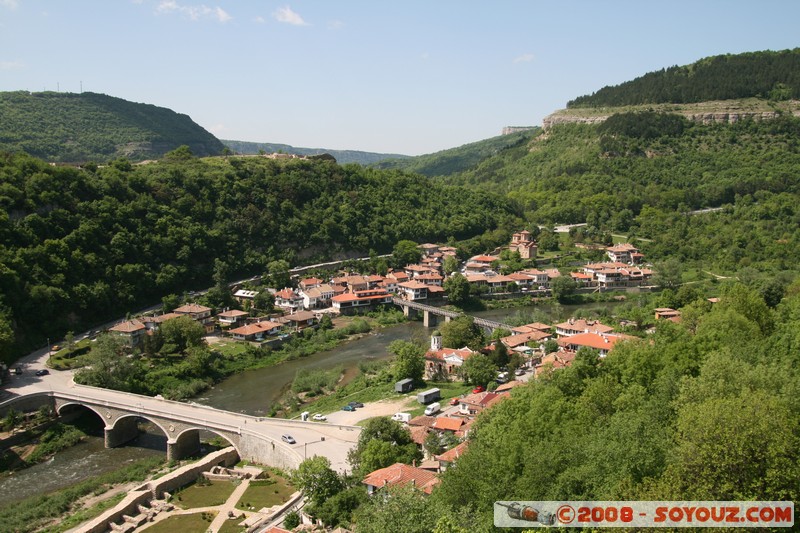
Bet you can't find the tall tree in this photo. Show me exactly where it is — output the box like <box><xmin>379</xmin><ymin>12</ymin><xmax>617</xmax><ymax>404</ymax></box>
<box><xmin>440</xmin><ymin>316</ymin><xmax>485</xmax><ymax>350</ymax></box>
<box><xmin>392</xmin><ymin>240</ymin><xmax>422</xmax><ymax>269</ymax></box>
<box><xmin>389</xmin><ymin>340</ymin><xmax>425</xmax><ymax>384</ymax></box>
<box><xmin>443</xmin><ymin>273</ymin><xmax>471</xmax><ymax>307</ymax></box>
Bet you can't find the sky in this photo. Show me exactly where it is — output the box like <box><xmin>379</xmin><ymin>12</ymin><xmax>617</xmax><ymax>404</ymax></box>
<box><xmin>1</xmin><ymin>1</ymin><xmax>799</xmax><ymax>155</ymax></box>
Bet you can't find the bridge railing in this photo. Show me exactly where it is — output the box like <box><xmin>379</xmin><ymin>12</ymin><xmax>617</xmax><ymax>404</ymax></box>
<box><xmin>54</xmin><ymin>384</ymin><xmax>362</xmax><ymax>433</ymax></box>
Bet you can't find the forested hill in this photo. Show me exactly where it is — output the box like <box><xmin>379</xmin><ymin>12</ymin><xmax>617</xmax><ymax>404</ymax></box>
<box><xmin>0</xmin><ymin>152</ymin><xmax>517</xmax><ymax>361</ymax></box>
<box><xmin>440</xmin><ymin>112</ymin><xmax>800</xmax><ymax>224</ymax></box>
<box><xmin>0</xmin><ymin>91</ymin><xmax>225</xmax><ymax>162</ymax></box>
<box><xmin>223</xmin><ymin>140</ymin><xmax>409</xmax><ymax>166</ymax></box>
<box><xmin>568</xmin><ymin>48</ymin><xmax>800</xmax><ymax>107</ymax></box>
<box><xmin>371</xmin><ymin>129</ymin><xmax>539</xmax><ymax>177</ymax></box>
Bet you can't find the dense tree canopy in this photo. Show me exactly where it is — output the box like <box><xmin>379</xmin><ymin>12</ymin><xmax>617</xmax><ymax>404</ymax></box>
<box><xmin>0</xmin><ymin>153</ymin><xmax>516</xmax><ymax>362</ymax></box>
<box><xmin>429</xmin><ymin>284</ymin><xmax>800</xmax><ymax>527</ymax></box>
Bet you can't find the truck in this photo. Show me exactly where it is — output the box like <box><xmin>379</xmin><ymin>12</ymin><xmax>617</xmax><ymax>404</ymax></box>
<box><xmin>424</xmin><ymin>402</ymin><xmax>441</xmax><ymax>416</ymax></box>
<box><xmin>391</xmin><ymin>412</ymin><xmax>411</xmax><ymax>423</ymax></box>
<box><xmin>417</xmin><ymin>387</ymin><xmax>441</xmax><ymax>405</ymax></box>
<box><xmin>395</xmin><ymin>378</ymin><xmax>414</xmax><ymax>393</ymax></box>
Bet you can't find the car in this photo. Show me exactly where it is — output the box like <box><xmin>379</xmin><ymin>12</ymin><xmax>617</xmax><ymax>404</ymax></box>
<box><xmin>449</xmin><ymin>398</ymin><xmax>460</xmax><ymax>406</ymax></box>
<box><xmin>515</xmin><ymin>368</ymin><xmax>526</xmax><ymax>376</ymax></box>
<box><xmin>312</xmin><ymin>413</ymin><xmax>327</xmax><ymax>421</ymax></box>
<box><xmin>472</xmin><ymin>386</ymin><xmax>485</xmax><ymax>394</ymax></box>
<box><xmin>341</xmin><ymin>405</ymin><xmax>356</xmax><ymax>411</ymax></box>
<box><xmin>35</xmin><ymin>369</ymin><xmax>49</xmax><ymax>376</ymax></box>
<box><xmin>281</xmin><ymin>434</ymin><xmax>296</xmax><ymax>444</ymax></box>
<box><xmin>13</xmin><ymin>367</ymin><xmax>22</xmax><ymax>375</ymax></box>
<box><xmin>51</xmin><ymin>344</ymin><xmax>61</xmax><ymax>351</ymax></box>
<box><xmin>348</xmin><ymin>401</ymin><xmax>364</xmax><ymax>408</ymax></box>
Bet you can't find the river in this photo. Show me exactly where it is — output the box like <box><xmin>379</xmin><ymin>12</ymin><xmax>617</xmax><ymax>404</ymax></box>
<box><xmin>0</xmin><ymin>299</ymin><xmax>623</xmax><ymax>504</ymax></box>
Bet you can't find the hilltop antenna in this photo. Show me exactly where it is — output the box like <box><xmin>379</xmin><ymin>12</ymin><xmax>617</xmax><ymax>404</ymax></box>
<box><xmin>57</xmin><ymin>82</ymin><xmax>60</xmax><ymax>92</ymax></box>
<box><xmin>80</xmin><ymin>81</ymin><xmax>83</xmax><ymax>93</ymax></box>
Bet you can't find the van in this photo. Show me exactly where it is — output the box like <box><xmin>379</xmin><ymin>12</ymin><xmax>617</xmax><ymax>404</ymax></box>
<box><xmin>391</xmin><ymin>412</ymin><xmax>411</xmax><ymax>423</ymax></box>
<box><xmin>423</xmin><ymin>402</ymin><xmax>441</xmax><ymax>416</ymax></box>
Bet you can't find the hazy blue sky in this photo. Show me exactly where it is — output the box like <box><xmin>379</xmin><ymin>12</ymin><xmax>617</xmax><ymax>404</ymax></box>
<box><xmin>1</xmin><ymin>1</ymin><xmax>798</xmax><ymax>155</ymax></box>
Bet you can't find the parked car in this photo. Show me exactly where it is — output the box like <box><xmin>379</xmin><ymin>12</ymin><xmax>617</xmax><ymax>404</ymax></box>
<box><xmin>35</xmin><ymin>369</ymin><xmax>49</xmax><ymax>376</ymax></box>
<box><xmin>348</xmin><ymin>401</ymin><xmax>364</xmax><ymax>408</ymax></box>
<box><xmin>51</xmin><ymin>344</ymin><xmax>61</xmax><ymax>351</ymax></box>
<box><xmin>449</xmin><ymin>397</ymin><xmax>460</xmax><ymax>406</ymax></box>
<box><xmin>13</xmin><ymin>367</ymin><xmax>22</xmax><ymax>375</ymax></box>
<box><xmin>312</xmin><ymin>413</ymin><xmax>327</xmax><ymax>421</ymax></box>
<box><xmin>515</xmin><ymin>368</ymin><xmax>526</xmax><ymax>376</ymax></box>
<box><xmin>472</xmin><ymin>386</ymin><xmax>485</xmax><ymax>394</ymax></box>
<box><xmin>281</xmin><ymin>434</ymin><xmax>296</xmax><ymax>444</ymax></box>
<box><xmin>341</xmin><ymin>405</ymin><xmax>356</xmax><ymax>412</ymax></box>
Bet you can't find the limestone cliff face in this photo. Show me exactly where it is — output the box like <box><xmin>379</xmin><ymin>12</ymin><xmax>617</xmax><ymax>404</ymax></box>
<box><xmin>542</xmin><ymin>108</ymin><xmax>800</xmax><ymax>130</ymax></box>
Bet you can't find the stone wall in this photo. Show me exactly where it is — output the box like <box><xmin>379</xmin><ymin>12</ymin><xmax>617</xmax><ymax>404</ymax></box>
<box><xmin>78</xmin><ymin>447</ymin><xmax>239</xmax><ymax>533</ymax></box>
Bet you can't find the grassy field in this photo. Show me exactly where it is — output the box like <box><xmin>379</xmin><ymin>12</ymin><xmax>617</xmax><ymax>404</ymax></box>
<box><xmin>217</xmin><ymin>518</ymin><xmax>247</xmax><ymax>533</ymax></box>
<box><xmin>235</xmin><ymin>474</ymin><xmax>295</xmax><ymax>511</ymax></box>
<box><xmin>142</xmin><ymin>512</ymin><xmax>217</xmax><ymax>532</ymax></box>
<box><xmin>173</xmin><ymin>479</ymin><xmax>238</xmax><ymax>509</ymax></box>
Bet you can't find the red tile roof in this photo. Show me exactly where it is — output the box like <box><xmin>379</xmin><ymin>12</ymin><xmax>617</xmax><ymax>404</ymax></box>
<box><xmin>362</xmin><ymin>463</ymin><xmax>439</xmax><ymax>495</ymax></box>
<box><xmin>557</xmin><ymin>332</ymin><xmax>626</xmax><ymax>351</ymax></box>
<box><xmin>432</xmin><ymin>417</ymin><xmax>464</xmax><ymax>432</ymax></box>
<box><xmin>174</xmin><ymin>303</ymin><xmax>212</xmax><ymax>314</ymax></box>
<box><xmin>229</xmin><ymin>321</ymin><xmax>282</xmax><ymax>336</ymax></box>
<box><xmin>408</xmin><ymin>415</ymin><xmax>437</xmax><ymax>428</ymax></box>
<box><xmin>217</xmin><ymin>309</ymin><xmax>249</xmax><ymax>318</ymax></box>
<box><xmin>110</xmin><ymin>319</ymin><xmax>145</xmax><ymax>333</ymax></box>
<box><xmin>435</xmin><ymin>440</ymin><xmax>468</xmax><ymax>463</ymax></box>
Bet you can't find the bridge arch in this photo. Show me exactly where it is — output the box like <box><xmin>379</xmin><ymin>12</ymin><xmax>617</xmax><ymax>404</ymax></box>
<box><xmin>172</xmin><ymin>426</ymin><xmax>241</xmax><ymax>462</ymax></box>
<box><xmin>56</xmin><ymin>401</ymin><xmax>106</xmax><ymax>424</ymax></box>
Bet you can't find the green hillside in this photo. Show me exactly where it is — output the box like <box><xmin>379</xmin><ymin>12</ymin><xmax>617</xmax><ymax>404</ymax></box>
<box><xmin>371</xmin><ymin>129</ymin><xmax>539</xmax><ymax>177</ymax></box>
<box><xmin>0</xmin><ymin>152</ymin><xmax>516</xmax><ymax>360</ymax></box>
<box><xmin>569</xmin><ymin>48</ymin><xmax>800</xmax><ymax>107</ymax></box>
<box><xmin>223</xmin><ymin>139</ymin><xmax>409</xmax><ymax>165</ymax></box>
<box><xmin>0</xmin><ymin>91</ymin><xmax>225</xmax><ymax>162</ymax></box>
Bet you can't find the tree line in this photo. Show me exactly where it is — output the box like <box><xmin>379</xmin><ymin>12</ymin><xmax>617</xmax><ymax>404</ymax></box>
<box><xmin>568</xmin><ymin>48</ymin><xmax>800</xmax><ymax>107</ymax></box>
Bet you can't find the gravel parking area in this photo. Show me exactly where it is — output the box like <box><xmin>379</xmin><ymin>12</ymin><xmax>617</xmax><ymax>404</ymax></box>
<box><xmin>325</xmin><ymin>397</ymin><xmax>414</xmax><ymax>426</ymax></box>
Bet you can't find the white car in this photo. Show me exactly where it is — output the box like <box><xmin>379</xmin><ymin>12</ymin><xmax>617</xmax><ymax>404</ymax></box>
<box><xmin>312</xmin><ymin>413</ymin><xmax>327</xmax><ymax>421</ymax></box>
<box><xmin>281</xmin><ymin>434</ymin><xmax>296</xmax><ymax>444</ymax></box>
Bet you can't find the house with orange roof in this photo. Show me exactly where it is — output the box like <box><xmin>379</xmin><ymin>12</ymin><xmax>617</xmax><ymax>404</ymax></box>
<box><xmin>217</xmin><ymin>309</ymin><xmax>249</xmax><ymax>328</ymax></box>
<box><xmin>229</xmin><ymin>320</ymin><xmax>282</xmax><ymax>342</ymax></box>
<box><xmin>654</xmin><ymin>308</ymin><xmax>682</xmax><ymax>322</ymax></box>
<box><xmin>570</xmin><ymin>271</ymin><xmax>594</xmax><ymax>287</ymax></box>
<box><xmin>174</xmin><ymin>303</ymin><xmax>215</xmax><ymax>332</ymax></box>
<box><xmin>274</xmin><ymin>288</ymin><xmax>303</xmax><ymax>312</ymax></box>
<box><xmin>432</xmin><ymin>417</ymin><xmax>465</xmax><ymax>434</ymax></box>
<box><xmin>299</xmin><ymin>277</ymin><xmax>323</xmax><ymax>290</ymax></box>
<box><xmin>386</xmin><ymin>270</ymin><xmax>410</xmax><ymax>283</ymax></box>
<box><xmin>534</xmin><ymin>352</ymin><xmax>570</xmax><ymax>376</ymax></box>
<box><xmin>276</xmin><ymin>310</ymin><xmax>318</xmax><ymax>330</ymax></box>
<box><xmin>300</xmin><ymin>283</ymin><xmax>335</xmax><ymax>309</ymax></box>
<box><xmin>606</xmin><ymin>243</ymin><xmax>643</xmax><ymax>264</ymax></box>
<box><xmin>362</xmin><ymin>462</ymin><xmax>439</xmax><ymax>495</ymax></box>
<box><xmin>397</xmin><ymin>280</ymin><xmax>429</xmax><ymax>301</ymax></box>
<box><xmin>556</xmin><ymin>331</ymin><xmax>630</xmax><ymax>357</ymax></box>
<box><xmin>501</xmin><ymin>330</ymin><xmax>552</xmax><ymax>352</ymax></box>
<box><xmin>331</xmin><ymin>288</ymin><xmax>392</xmax><ymax>314</ymax></box>
<box><xmin>109</xmin><ymin>319</ymin><xmax>147</xmax><ymax>347</ymax></box>
<box><xmin>458</xmin><ymin>391</ymin><xmax>500</xmax><ymax>417</ymax></box>
<box><xmin>554</xmin><ymin>318</ymin><xmax>614</xmax><ymax>337</ymax></box>
<box><xmin>435</xmin><ymin>441</ymin><xmax>469</xmax><ymax>471</ymax></box>
<box><xmin>418</xmin><ymin>243</ymin><xmax>440</xmax><ymax>256</ymax></box>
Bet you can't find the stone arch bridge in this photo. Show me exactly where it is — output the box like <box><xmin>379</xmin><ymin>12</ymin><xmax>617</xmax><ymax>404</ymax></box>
<box><xmin>2</xmin><ymin>385</ymin><xmax>360</xmax><ymax>471</ymax></box>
